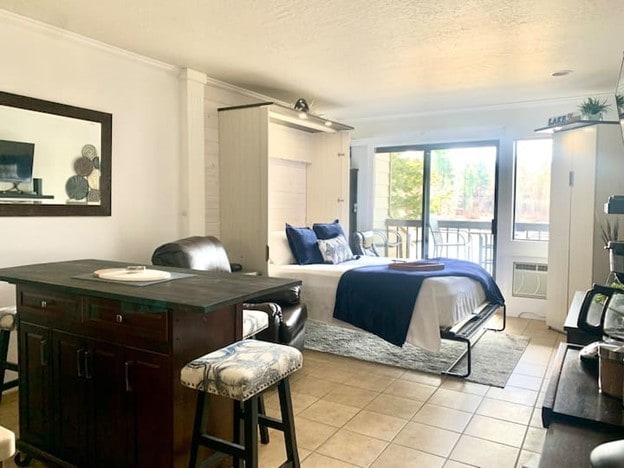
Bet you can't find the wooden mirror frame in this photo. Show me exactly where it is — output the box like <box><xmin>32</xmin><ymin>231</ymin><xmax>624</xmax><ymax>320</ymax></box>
<box><xmin>0</xmin><ymin>91</ymin><xmax>111</xmax><ymax>216</ymax></box>
<box><xmin>617</xmin><ymin>54</ymin><xmax>624</xmax><ymax>130</ymax></box>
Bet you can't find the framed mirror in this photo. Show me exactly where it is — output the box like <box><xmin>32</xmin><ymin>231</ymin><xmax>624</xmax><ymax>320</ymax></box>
<box><xmin>0</xmin><ymin>91</ymin><xmax>111</xmax><ymax>216</ymax></box>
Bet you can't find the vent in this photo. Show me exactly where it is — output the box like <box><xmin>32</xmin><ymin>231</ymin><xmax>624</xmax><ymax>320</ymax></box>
<box><xmin>512</xmin><ymin>262</ymin><xmax>548</xmax><ymax>299</ymax></box>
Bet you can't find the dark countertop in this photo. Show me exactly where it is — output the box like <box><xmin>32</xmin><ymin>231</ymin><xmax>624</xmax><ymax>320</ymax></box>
<box><xmin>539</xmin><ymin>342</ymin><xmax>624</xmax><ymax>467</ymax></box>
<box><xmin>0</xmin><ymin>259</ymin><xmax>301</xmax><ymax>311</ymax></box>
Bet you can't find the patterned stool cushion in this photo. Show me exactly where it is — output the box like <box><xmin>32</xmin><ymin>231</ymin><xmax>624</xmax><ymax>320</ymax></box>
<box><xmin>0</xmin><ymin>307</ymin><xmax>16</xmax><ymax>332</ymax></box>
<box><xmin>0</xmin><ymin>425</ymin><xmax>15</xmax><ymax>461</ymax></box>
<box><xmin>181</xmin><ymin>340</ymin><xmax>302</xmax><ymax>401</ymax></box>
<box><xmin>242</xmin><ymin>309</ymin><xmax>269</xmax><ymax>339</ymax></box>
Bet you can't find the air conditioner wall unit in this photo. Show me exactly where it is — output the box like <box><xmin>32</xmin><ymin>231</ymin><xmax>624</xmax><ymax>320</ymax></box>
<box><xmin>512</xmin><ymin>262</ymin><xmax>548</xmax><ymax>299</ymax></box>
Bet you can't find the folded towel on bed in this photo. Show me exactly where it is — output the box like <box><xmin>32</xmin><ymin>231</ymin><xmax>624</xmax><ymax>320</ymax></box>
<box><xmin>333</xmin><ymin>258</ymin><xmax>505</xmax><ymax>347</ymax></box>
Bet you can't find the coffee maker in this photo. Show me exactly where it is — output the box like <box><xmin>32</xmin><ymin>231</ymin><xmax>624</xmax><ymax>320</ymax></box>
<box><xmin>576</xmin><ymin>284</ymin><xmax>624</xmax><ymax>363</ymax></box>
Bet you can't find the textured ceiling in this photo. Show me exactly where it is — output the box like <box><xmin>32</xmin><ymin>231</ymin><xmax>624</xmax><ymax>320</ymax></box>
<box><xmin>1</xmin><ymin>0</ymin><xmax>623</xmax><ymax>121</ymax></box>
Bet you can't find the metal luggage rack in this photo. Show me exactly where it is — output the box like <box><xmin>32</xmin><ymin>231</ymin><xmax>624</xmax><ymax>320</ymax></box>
<box><xmin>440</xmin><ymin>302</ymin><xmax>507</xmax><ymax>378</ymax></box>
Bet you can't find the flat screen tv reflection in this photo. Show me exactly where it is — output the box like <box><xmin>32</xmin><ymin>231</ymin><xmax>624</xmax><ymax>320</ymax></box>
<box><xmin>0</xmin><ymin>139</ymin><xmax>34</xmax><ymax>191</ymax></box>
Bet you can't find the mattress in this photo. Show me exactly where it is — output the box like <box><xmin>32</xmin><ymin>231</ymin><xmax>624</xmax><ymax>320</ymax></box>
<box><xmin>269</xmin><ymin>256</ymin><xmax>486</xmax><ymax>353</ymax></box>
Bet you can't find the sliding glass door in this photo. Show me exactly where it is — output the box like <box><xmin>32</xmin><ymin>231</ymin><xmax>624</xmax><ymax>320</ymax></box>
<box><xmin>374</xmin><ymin>141</ymin><xmax>498</xmax><ymax>274</ymax></box>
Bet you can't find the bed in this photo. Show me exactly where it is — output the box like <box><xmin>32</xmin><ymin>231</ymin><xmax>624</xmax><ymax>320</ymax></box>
<box><xmin>268</xmin><ymin>230</ymin><xmax>506</xmax><ymax>377</ymax></box>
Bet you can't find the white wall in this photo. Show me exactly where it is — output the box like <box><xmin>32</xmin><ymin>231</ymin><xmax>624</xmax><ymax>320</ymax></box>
<box><xmin>348</xmin><ymin>98</ymin><xmax>623</xmax><ymax>319</ymax></box>
<box><xmin>0</xmin><ymin>13</ymin><xmax>184</xmax><ymax>303</ymax></box>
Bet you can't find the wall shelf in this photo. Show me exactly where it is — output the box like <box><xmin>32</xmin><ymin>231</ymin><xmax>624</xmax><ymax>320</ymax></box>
<box><xmin>0</xmin><ymin>192</ymin><xmax>54</xmax><ymax>199</ymax></box>
<box><xmin>535</xmin><ymin>120</ymin><xmax>620</xmax><ymax>134</ymax></box>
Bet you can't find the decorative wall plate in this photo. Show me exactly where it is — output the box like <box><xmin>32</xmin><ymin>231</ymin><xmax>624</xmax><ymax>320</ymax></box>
<box><xmin>87</xmin><ymin>169</ymin><xmax>100</xmax><ymax>189</ymax></box>
<box><xmin>87</xmin><ymin>189</ymin><xmax>100</xmax><ymax>203</ymax></box>
<box><xmin>74</xmin><ymin>156</ymin><xmax>94</xmax><ymax>176</ymax></box>
<box><xmin>82</xmin><ymin>144</ymin><xmax>97</xmax><ymax>159</ymax></box>
<box><xmin>65</xmin><ymin>175</ymin><xmax>89</xmax><ymax>200</ymax></box>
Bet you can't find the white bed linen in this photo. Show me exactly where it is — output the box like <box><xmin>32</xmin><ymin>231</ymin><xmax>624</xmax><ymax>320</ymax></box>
<box><xmin>269</xmin><ymin>257</ymin><xmax>486</xmax><ymax>353</ymax></box>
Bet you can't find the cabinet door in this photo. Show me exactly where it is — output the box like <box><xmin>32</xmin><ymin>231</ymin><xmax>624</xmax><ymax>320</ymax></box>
<box><xmin>51</xmin><ymin>330</ymin><xmax>89</xmax><ymax>466</ymax></box>
<box><xmin>87</xmin><ymin>339</ymin><xmax>128</xmax><ymax>468</ymax></box>
<box><xmin>124</xmin><ymin>348</ymin><xmax>171</xmax><ymax>468</ymax></box>
<box><xmin>307</xmin><ymin>132</ymin><xmax>351</xmax><ymax>231</ymax></box>
<box><xmin>18</xmin><ymin>322</ymin><xmax>52</xmax><ymax>450</ymax></box>
<box><xmin>52</xmin><ymin>333</ymin><xmax>128</xmax><ymax>467</ymax></box>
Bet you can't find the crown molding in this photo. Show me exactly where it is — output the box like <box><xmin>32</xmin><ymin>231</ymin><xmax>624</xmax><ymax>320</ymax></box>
<box><xmin>0</xmin><ymin>8</ymin><xmax>177</xmax><ymax>72</ymax></box>
<box><xmin>342</xmin><ymin>92</ymin><xmax>615</xmax><ymax>124</ymax></box>
<box><xmin>203</xmin><ymin>75</ymin><xmax>290</xmax><ymax>107</ymax></box>
<box><xmin>179</xmin><ymin>68</ymin><xmax>208</xmax><ymax>85</ymax></box>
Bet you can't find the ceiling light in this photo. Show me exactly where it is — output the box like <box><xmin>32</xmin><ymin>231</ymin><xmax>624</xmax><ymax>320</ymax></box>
<box><xmin>324</xmin><ymin>121</ymin><xmax>333</xmax><ymax>127</ymax></box>
<box><xmin>294</xmin><ymin>98</ymin><xmax>310</xmax><ymax>113</ymax></box>
<box><xmin>551</xmin><ymin>70</ymin><xmax>574</xmax><ymax>77</ymax></box>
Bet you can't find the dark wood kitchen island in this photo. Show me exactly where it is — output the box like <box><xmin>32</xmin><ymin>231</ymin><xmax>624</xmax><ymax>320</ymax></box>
<box><xmin>0</xmin><ymin>259</ymin><xmax>301</xmax><ymax>468</ymax></box>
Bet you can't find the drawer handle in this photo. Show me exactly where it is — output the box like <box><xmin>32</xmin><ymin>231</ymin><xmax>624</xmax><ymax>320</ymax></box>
<box><xmin>116</xmin><ymin>314</ymin><xmax>123</xmax><ymax>324</ymax></box>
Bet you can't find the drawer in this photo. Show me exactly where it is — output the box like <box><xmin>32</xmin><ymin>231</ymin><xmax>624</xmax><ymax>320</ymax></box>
<box><xmin>18</xmin><ymin>286</ymin><xmax>79</xmax><ymax>322</ymax></box>
<box><xmin>83</xmin><ymin>297</ymin><xmax>169</xmax><ymax>343</ymax></box>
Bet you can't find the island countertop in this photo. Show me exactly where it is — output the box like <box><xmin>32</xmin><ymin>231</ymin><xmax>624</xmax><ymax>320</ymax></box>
<box><xmin>2</xmin><ymin>258</ymin><xmax>303</xmax><ymax>467</ymax></box>
<box><xmin>0</xmin><ymin>258</ymin><xmax>301</xmax><ymax>312</ymax></box>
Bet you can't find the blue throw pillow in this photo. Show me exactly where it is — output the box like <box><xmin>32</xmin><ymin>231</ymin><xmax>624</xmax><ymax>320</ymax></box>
<box><xmin>285</xmin><ymin>223</ymin><xmax>324</xmax><ymax>265</ymax></box>
<box><xmin>313</xmin><ymin>219</ymin><xmax>346</xmax><ymax>240</ymax></box>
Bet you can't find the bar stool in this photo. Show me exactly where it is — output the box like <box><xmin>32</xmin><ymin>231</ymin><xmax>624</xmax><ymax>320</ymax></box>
<box><xmin>0</xmin><ymin>307</ymin><xmax>18</xmax><ymax>406</ymax></box>
<box><xmin>242</xmin><ymin>310</ymin><xmax>269</xmax><ymax>340</ymax></box>
<box><xmin>0</xmin><ymin>426</ymin><xmax>15</xmax><ymax>468</ymax></box>
<box><xmin>242</xmin><ymin>309</ymin><xmax>271</xmax><ymax>444</ymax></box>
<box><xmin>181</xmin><ymin>339</ymin><xmax>302</xmax><ymax>468</ymax></box>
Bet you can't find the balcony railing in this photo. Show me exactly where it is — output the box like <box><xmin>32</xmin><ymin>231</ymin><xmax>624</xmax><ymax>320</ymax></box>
<box><xmin>382</xmin><ymin>218</ymin><xmax>549</xmax><ymax>274</ymax></box>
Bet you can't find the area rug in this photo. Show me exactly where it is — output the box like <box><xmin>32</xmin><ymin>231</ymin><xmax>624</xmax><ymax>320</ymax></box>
<box><xmin>304</xmin><ymin>320</ymin><xmax>530</xmax><ymax>388</ymax></box>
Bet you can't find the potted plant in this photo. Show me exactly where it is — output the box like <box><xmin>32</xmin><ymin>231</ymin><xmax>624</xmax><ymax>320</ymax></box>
<box><xmin>600</xmin><ymin>216</ymin><xmax>624</xmax><ymax>277</ymax></box>
<box><xmin>579</xmin><ymin>97</ymin><xmax>611</xmax><ymax>120</ymax></box>
<box><xmin>616</xmin><ymin>94</ymin><xmax>624</xmax><ymax>118</ymax></box>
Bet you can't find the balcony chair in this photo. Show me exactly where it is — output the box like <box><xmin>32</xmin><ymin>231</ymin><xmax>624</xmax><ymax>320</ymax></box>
<box><xmin>151</xmin><ymin>236</ymin><xmax>308</xmax><ymax>351</ymax></box>
<box><xmin>351</xmin><ymin>231</ymin><xmax>380</xmax><ymax>257</ymax></box>
<box><xmin>351</xmin><ymin>230</ymin><xmax>403</xmax><ymax>258</ymax></box>
<box><xmin>429</xmin><ymin>217</ymin><xmax>470</xmax><ymax>259</ymax></box>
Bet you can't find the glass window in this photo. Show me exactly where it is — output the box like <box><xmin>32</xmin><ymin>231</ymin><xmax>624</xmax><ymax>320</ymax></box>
<box><xmin>389</xmin><ymin>150</ymin><xmax>424</xmax><ymax>219</ymax></box>
<box><xmin>513</xmin><ymin>139</ymin><xmax>552</xmax><ymax>241</ymax></box>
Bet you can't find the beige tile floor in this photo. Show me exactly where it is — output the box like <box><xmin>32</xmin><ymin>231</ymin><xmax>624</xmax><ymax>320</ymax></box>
<box><xmin>0</xmin><ymin>316</ymin><xmax>563</xmax><ymax>467</ymax></box>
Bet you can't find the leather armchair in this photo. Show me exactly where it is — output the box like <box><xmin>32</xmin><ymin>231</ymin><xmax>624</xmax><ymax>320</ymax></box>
<box><xmin>151</xmin><ymin>236</ymin><xmax>307</xmax><ymax>350</ymax></box>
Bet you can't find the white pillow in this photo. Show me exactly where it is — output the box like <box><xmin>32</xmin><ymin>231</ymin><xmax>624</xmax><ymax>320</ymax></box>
<box><xmin>318</xmin><ymin>234</ymin><xmax>356</xmax><ymax>264</ymax></box>
<box><xmin>268</xmin><ymin>231</ymin><xmax>296</xmax><ymax>265</ymax></box>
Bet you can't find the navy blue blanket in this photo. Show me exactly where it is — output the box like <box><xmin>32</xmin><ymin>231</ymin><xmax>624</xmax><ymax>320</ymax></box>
<box><xmin>333</xmin><ymin>258</ymin><xmax>505</xmax><ymax>346</ymax></box>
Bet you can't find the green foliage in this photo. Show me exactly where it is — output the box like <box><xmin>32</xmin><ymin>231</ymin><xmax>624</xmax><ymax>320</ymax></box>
<box><xmin>578</xmin><ymin>97</ymin><xmax>611</xmax><ymax>116</ymax></box>
<box><xmin>617</xmin><ymin>95</ymin><xmax>624</xmax><ymax>116</ymax></box>
<box><xmin>388</xmin><ymin>149</ymin><xmax>495</xmax><ymax>221</ymax></box>
<box><xmin>389</xmin><ymin>153</ymin><xmax>423</xmax><ymax>219</ymax></box>
<box><xmin>599</xmin><ymin>215</ymin><xmax>620</xmax><ymax>246</ymax></box>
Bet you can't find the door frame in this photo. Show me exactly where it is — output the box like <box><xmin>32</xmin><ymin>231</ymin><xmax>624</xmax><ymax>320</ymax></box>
<box><xmin>377</xmin><ymin>140</ymin><xmax>500</xmax><ymax>277</ymax></box>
